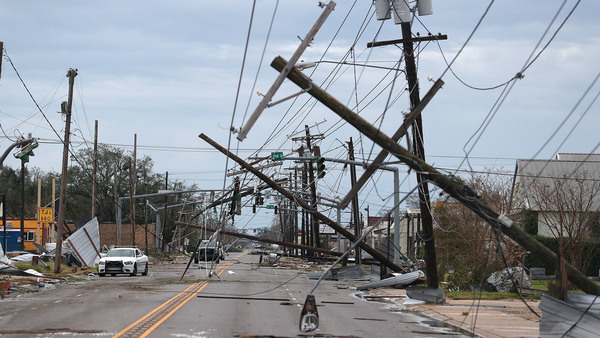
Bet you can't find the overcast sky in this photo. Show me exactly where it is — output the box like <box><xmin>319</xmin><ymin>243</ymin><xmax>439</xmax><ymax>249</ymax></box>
<box><xmin>1</xmin><ymin>1</ymin><xmax>599</xmax><ymax>226</ymax></box>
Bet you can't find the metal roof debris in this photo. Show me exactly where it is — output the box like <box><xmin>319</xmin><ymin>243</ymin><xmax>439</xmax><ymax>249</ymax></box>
<box><xmin>64</xmin><ymin>217</ymin><xmax>101</xmax><ymax>267</ymax></box>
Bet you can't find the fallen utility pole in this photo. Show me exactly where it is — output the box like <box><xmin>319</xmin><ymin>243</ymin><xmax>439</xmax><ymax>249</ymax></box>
<box><xmin>176</xmin><ymin>221</ymin><xmax>343</xmax><ymax>257</ymax></box>
<box><xmin>270</xmin><ymin>56</ymin><xmax>600</xmax><ymax>296</ymax></box>
<box><xmin>199</xmin><ymin>133</ymin><xmax>403</xmax><ymax>272</ymax></box>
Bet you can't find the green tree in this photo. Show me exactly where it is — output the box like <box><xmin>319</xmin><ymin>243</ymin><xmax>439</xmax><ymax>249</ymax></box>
<box><xmin>64</xmin><ymin>144</ymin><xmax>171</xmax><ymax>224</ymax></box>
<box><xmin>0</xmin><ymin>165</ymin><xmax>57</xmax><ymax>219</ymax></box>
<box><xmin>433</xmin><ymin>168</ymin><xmax>519</xmax><ymax>291</ymax></box>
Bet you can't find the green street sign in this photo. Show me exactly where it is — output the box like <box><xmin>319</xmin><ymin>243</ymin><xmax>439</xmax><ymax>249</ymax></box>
<box><xmin>270</xmin><ymin>152</ymin><xmax>285</xmax><ymax>161</ymax></box>
<box><xmin>266</xmin><ymin>205</ymin><xmax>275</xmax><ymax>209</ymax></box>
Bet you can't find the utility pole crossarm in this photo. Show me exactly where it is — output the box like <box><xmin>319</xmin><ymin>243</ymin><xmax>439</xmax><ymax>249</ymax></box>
<box><xmin>367</xmin><ymin>33</ymin><xmax>447</xmax><ymax>48</ymax></box>
<box><xmin>268</xmin><ymin>56</ymin><xmax>600</xmax><ymax>296</ymax></box>
<box><xmin>235</xmin><ymin>1</ymin><xmax>336</xmax><ymax>142</ymax></box>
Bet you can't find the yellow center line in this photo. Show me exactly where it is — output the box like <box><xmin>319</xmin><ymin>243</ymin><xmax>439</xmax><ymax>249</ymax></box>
<box><xmin>139</xmin><ymin>281</ymin><xmax>209</xmax><ymax>338</ymax></box>
<box><xmin>113</xmin><ymin>252</ymin><xmax>247</xmax><ymax>338</ymax></box>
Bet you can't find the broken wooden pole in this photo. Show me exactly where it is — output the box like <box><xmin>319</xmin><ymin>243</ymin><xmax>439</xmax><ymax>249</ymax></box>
<box><xmin>273</xmin><ymin>56</ymin><xmax>443</xmax><ymax>210</ymax></box>
<box><xmin>236</xmin><ymin>1</ymin><xmax>336</xmax><ymax>141</ymax></box>
<box><xmin>199</xmin><ymin>133</ymin><xmax>403</xmax><ymax>272</ymax></box>
<box><xmin>270</xmin><ymin>56</ymin><xmax>600</xmax><ymax>296</ymax></box>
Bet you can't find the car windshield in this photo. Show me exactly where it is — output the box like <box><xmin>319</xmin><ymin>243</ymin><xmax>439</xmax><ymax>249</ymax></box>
<box><xmin>107</xmin><ymin>249</ymin><xmax>135</xmax><ymax>257</ymax></box>
<box><xmin>199</xmin><ymin>241</ymin><xmax>218</xmax><ymax>248</ymax></box>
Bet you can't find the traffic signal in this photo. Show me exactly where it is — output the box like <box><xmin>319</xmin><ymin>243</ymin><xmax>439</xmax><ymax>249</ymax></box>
<box><xmin>316</xmin><ymin>156</ymin><xmax>325</xmax><ymax>178</ymax></box>
<box><xmin>235</xmin><ymin>194</ymin><xmax>242</xmax><ymax>215</ymax></box>
<box><xmin>255</xmin><ymin>192</ymin><xmax>264</xmax><ymax>205</ymax></box>
<box><xmin>14</xmin><ymin>139</ymin><xmax>39</xmax><ymax>163</ymax></box>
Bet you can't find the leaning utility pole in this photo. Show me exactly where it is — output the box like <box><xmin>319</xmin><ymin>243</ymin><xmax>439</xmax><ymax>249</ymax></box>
<box><xmin>305</xmin><ymin>126</ymin><xmax>321</xmax><ymax>250</ymax></box>
<box><xmin>270</xmin><ymin>56</ymin><xmax>600</xmax><ymax>295</ymax></box>
<box><xmin>0</xmin><ymin>41</ymin><xmax>3</xmax><ymax>80</ymax></box>
<box><xmin>92</xmin><ymin>120</ymin><xmax>98</xmax><ymax>217</ymax></box>
<box><xmin>128</xmin><ymin>158</ymin><xmax>135</xmax><ymax>247</ymax></box>
<box><xmin>348</xmin><ymin>137</ymin><xmax>362</xmax><ymax>264</ymax></box>
<box><xmin>20</xmin><ymin>158</ymin><xmax>25</xmax><ymax>251</ymax></box>
<box><xmin>55</xmin><ymin>68</ymin><xmax>77</xmax><ymax>274</ymax></box>
<box><xmin>400</xmin><ymin>21</ymin><xmax>439</xmax><ymax>289</ymax></box>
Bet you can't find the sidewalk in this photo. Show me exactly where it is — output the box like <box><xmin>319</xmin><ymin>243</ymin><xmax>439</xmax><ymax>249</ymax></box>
<box><xmin>373</xmin><ymin>288</ymin><xmax>541</xmax><ymax>337</ymax></box>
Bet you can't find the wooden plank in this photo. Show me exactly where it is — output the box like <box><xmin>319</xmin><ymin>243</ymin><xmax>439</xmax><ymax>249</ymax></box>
<box><xmin>83</xmin><ymin>227</ymin><xmax>101</xmax><ymax>258</ymax></box>
<box><xmin>67</xmin><ymin>238</ymin><xmax>87</xmax><ymax>267</ymax></box>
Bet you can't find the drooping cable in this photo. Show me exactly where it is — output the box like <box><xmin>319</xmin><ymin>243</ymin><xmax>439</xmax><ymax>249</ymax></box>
<box><xmin>438</xmin><ymin>0</ymin><xmax>495</xmax><ymax>80</ymax></box>
<box><xmin>221</xmin><ymin>0</ymin><xmax>257</xmax><ymax>222</ymax></box>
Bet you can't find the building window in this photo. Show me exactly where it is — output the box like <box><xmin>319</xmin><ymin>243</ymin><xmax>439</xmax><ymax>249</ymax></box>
<box><xmin>26</xmin><ymin>231</ymin><xmax>35</xmax><ymax>241</ymax></box>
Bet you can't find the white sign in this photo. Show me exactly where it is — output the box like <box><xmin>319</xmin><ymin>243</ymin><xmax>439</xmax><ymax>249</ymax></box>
<box><xmin>319</xmin><ymin>223</ymin><xmax>336</xmax><ymax>235</ymax></box>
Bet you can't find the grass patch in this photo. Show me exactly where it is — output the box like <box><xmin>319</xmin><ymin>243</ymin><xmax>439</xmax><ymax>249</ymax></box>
<box><xmin>13</xmin><ymin>261</ymin><xmax>73</xmax><ymax>277</ymax></box>
<box><xmin>446</xmin><ymin>290</ymin><xmax>540</xmax><ymax>300</ymax></box>
<box><xmin>531</xmin><ymin>279</ymin><xmax>550</xmax><ymax>291</ymax></box>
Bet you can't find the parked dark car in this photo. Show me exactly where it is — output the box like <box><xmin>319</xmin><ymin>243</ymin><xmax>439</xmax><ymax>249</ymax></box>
<box><xmin>194</xmin><ymin>240</ymin><xmax>223</xmax><ymax>264</ymax></box>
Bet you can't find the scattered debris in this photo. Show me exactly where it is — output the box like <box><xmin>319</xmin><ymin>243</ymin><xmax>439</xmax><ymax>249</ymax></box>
<box><xmin>363</xmin><ymin>295</ymin><xmax>405</xmax><ymax>299</ymax></box>
<box><xmin>307</xmin><ymin>271</ymin><xmax>333</xmax><ymax>280</ymax></box>
<box><xmin>356</xmin><ymin>270</ymin><xmax>425</xmax><ymax>291</ymax></box>
<box><xmin>406</xmin><ymin>286</ymin><xmax>446</xmax><ymax>304</ymax></box>
<box><xmin>487</xmin><ymin>267</ymin><xmax>532</xmax><ymax>293</ymax></box>
<box><xmin>353</xmin><ymin>317</ymin><xmax>387</xmax><ymax>321</ymax></box>
<box><xmin>331</xmin><ymin>265</ymin><xmax>370</xmax><ymax>281</ymax></box>
<box><xmin>23</xmin><ymin>269</ymin><xmax>44</xmax><ymax>277</ymax></box>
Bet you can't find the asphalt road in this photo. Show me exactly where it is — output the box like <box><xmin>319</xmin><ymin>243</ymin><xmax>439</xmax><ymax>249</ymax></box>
<box><xmin>0</xmin><ymin>251</ymin><xmax>465</xmax><ymax>337</ymax></box>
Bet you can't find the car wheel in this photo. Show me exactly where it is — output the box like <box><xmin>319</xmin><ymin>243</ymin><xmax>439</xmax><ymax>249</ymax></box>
<box><xmin>142</xmin><ymin>262</ymin><xmax>148</xmax><ymax>276</ymax></box>
<box><xmin>99</xmin><ymin>272</ymin><xmax>105</xmax><ymax>277</ymax></box>
<box><xmin>130</xmin><ymin>264</ymin><xmax>137</xmax><ymax>277</ymax></box>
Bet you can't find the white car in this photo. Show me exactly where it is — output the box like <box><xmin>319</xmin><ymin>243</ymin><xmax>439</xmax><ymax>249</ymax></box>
<box><xmin>98</xmin><ymin>247</ymin><xmax>148</xmax><ymax>277</ymax></box>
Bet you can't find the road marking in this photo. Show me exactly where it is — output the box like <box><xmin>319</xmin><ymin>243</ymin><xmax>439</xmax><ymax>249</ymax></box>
<box><xmin>113</xmin><ymin>253</ymin><xmax>245</xmax><ymax>338</ymax></box>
